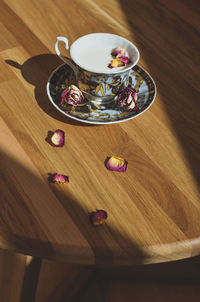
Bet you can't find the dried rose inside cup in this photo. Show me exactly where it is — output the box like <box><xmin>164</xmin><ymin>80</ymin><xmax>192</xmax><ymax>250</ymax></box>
<box><xmin>108</xmin><ymin>47</ymin><xmax>131</xmax><ymax>69</ymax></box>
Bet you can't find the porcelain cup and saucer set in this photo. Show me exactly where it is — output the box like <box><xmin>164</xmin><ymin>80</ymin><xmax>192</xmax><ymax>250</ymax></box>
<box><xmin>47</xmin><ymin>33</ymin><xmax>156</xmax><ymax>124</ymax></box>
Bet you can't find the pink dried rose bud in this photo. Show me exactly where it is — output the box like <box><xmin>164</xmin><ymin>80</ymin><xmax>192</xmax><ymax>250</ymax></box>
<box><xmin>50</xmin><ymin>129</ymin><xmax>65</xmax><ymax>147</ymax></box>
<box><xmin>108</xmin><ymin>58</ymin><xmax>124</xmax><ymax>69</ymax></box>
<box><xmin>61</xmin><ymin>84</ymin><xmax>84</xmax><ymax>106</ymax></box>
<box><xmin>111</xmin><ymin>47</ymin><xmax>127</xmax><ymax>57</ymax></box>
<box><xmin>89</xmin><ymin>210</ymin><xmax>108</xmax><ymax>225</ymax></box>
<box><xmin>49</xmin><ymin>173</ymin><xmax>69</xmax><ymax>184</ymax></box>
<box><xmin>117</xmin><ymin>86</ymin><xmax>138</xmax><ymax>112</ymax></box>
<box><xmin>106</xmin><ymin>156</ymin><xmax>128</xmax><ymax>172</ymax></box>
<box><xmin>119</xmin><ymin>54</ymin><xmax>131</xmax><ymax>65</ymax></box>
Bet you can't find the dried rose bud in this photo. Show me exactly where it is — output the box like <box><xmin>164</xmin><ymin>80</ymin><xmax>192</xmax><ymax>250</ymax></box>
<box><xmin>89</xmin><ymin>210</ymin><xmax>108</xmax><ymax>225</ymax></box>
<box><xmin>106</xmin><ymin>156</ymin><xmax>128</xmax><ymax>172</ymax></box>
<box><xmin>111</xmin><ymin>47</ymin><xmax>127</xmax><ymax>57</ymax></box>
<box><xmin>48</xmin><ymin>173</ymin><xmax>69</xmax><ymax>184</ymax></box>
<box><xmin>108</xmin><ymin>58</ymin><xmax>124</xmax><ymax>69</ymax></box>
<box><xmin>61</xmin><ymin>84</ymin><xmax>84</xmax><ymax>106</ymax></box>
<box><xmin>117</xmin><ymin>86</ymin><xmax>138</xmax><ymax>112</ymax></box>
<box><xmin>118</xmin><ymin>54</ymin><xmax>131</xmax><ymax>65</ymax></box>
<box><xmin>50</xmin><ymin>129</ymin><xmax>65</xmax><ymax>147</ymax></box>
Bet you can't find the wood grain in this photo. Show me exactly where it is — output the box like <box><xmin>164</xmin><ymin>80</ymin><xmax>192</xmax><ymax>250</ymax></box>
<box><xmin>0</xmin><ymin>249</ymin><xmax>26</xmax><ymax>302</ymax></box>
<box><xmin>0</xmin><ymin>248</ymin><xmax>93</xmax><ymax>302</ymax></box>
<box><xmin>0</xmin><ymin>117</ymin><xmax>94</xmax><ymax>264</ymax></box>
<box><xmin>0</xmin><ymin>0</ymin><xmax>200</xmax><ymax>268</ymax></box>
<box><xmin>35</xmin><ymin>260</ymin><xmax>94</xmax><ymax>302</ymax></box>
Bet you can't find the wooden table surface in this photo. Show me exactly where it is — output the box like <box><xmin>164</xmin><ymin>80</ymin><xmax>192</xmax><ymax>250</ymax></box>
<box><xmin>0</xmin><ymin>0</ymin><xmax>200</xmax><ymax>266</ymax></box>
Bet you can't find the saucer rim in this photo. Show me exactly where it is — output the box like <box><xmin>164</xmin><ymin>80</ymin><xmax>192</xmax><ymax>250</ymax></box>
<box><xmin>46</xmin><ymin>63</ymin><xmax>157</xmax><ymax>125</ymax></box>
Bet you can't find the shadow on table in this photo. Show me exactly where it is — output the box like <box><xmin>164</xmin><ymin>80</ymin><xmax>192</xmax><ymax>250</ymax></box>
<box><xmin>0</xmin><ymin>150</ymin><xmax>145</xmax><ymax>266</ymax></box>
<box><xmin>5</xmin><ymin>54</ymin><xmax>95</xmax><ymax>127</ymax></box>
<box><xmin>1</xmin><ymin>152</ymin><xmax>200</xmax><ymax>302</ymax></box>
<box><xmin>117</xmin><ymin>0</ymin><xmax>200</xmax><ymax>187</ymax></box>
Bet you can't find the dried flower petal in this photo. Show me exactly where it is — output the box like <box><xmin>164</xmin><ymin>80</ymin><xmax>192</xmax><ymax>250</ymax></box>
<box><xmin>108</xmin><ymin>58</ymin><xmax>124</xmax><ymax>69</ymax></box>
<box><xmin>50</xmin><ymin>129</ymin><xmax>65</xmax><ymax>147</ymax></box>
<box><xmin>106</xmin><ymin>156</ymin><xmax>128</xmax><ymax>172</ymax></box>
<box><xmin>109</xmin><ymin>47</ymin><xmax>131</xmax><ymax>68</ymax></box>
<box><xmin>111</xmin><ymin>47</ymin><xmax>127</xmax><ymax>57</ymax></box>
<box><xmin>89</xmin><ymin>210</ymin><xmax>108</xmax><ymax>225</ymax></box>
<box><xmin>118</xmin><ymin>54</ymin><xmax>131</xmax><ymax>65</ymax></box>
<box><xmin>48</xmin><ymin>173</ymin><xmax>69</xmax><ymax>184</ymax></box>
<box><xmin>61</xmin><ymin>84</ymin><xmax>84</xmax><ymax>106</ymax></box>
<box><xmin>117</xmin><ymin>86</ymin><xmax>138</xmax><ymax>112</ymax></box>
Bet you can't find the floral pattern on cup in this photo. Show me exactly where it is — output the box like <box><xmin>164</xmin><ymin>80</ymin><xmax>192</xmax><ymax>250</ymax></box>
<box><xmin>78</xmin><ymin>69</ymin><xmax>130</xmax><ymax>97</ymax></box>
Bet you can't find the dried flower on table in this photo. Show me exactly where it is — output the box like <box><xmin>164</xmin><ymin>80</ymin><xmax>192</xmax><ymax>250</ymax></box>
<box><xmin>50</xmin><ymin>129</ymin><xmax>65</xmax><ymax>147</ymax></box>
<box><xmin>89</xmin><ymin>210</ymin><xmax>108</xmax><ymax>225</ymax></box>
<box><xmin>105</xmin><ymin>156</ymin><xmax>128</xmax><ymax>172</ymax></box>
<box><xmin>48</xmin><ymin>173</ymin><xmax>69</xmax><ymax>184</ymax></box>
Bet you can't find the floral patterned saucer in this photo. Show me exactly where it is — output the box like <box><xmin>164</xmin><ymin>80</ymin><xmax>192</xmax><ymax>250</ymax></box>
<box><xmin>46</xmin><ymin>64</ymin><xmax>156</xmax><ymax>124</ymax></box>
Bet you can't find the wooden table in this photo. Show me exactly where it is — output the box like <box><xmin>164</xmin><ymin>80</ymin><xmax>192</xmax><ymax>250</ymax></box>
<box><xmin>0</xmin><ymin>0</ymin><xmax>200</xmax><ymax>301</ymax></box>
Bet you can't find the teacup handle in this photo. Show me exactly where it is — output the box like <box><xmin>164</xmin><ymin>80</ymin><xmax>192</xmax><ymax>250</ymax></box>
<box><xmin>55</xmin><ymin>36</ymin><xmax>78</xmax><ymax>78</ymax></box>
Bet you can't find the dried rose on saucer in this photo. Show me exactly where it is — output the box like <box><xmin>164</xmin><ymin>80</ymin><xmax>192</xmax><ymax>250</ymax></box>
<box><xmin>117</xmin><ymin>86</ymin><xmax>138</xmax><ymax>112</ymax></box>
<box><xmin>89</xmin><ymin>210</ymin><xmax>108</xmax><ymax>225</ymax></box>
<box><xmin>50</xmin><ymin>129</ymin><xmax>65</xmax><ymax>147</ymax></box>
<box><xmin>106</xmin><ymin>156</ymin><xmax>128</xmax><ymax>172</ymax></box>
<box><xmin>48</xmin><ymin>173</ymin><xmax>69</xmax><ymax>184</ymax></box>
<box><xmin>61</xmin><ymin>84</ymin><xmax>84</xmax><ymax>106</ymax></box>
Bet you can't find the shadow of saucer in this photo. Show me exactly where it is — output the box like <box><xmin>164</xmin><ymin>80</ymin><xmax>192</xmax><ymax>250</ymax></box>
<box><xmin>5</xmin><ymin>54</ymin><xmax>94</xmax><ymax>127</ymax></box>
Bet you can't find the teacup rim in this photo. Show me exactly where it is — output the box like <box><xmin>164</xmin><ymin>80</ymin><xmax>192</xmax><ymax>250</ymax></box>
<box><xmin>70</xmin><ymin>33</ymin><xmax>140</xmax><ymax>75</ymax></box>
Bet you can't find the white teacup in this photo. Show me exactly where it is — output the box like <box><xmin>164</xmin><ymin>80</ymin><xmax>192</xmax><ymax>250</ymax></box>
<box><xmin>55</xmin><ymin>33</ymin><xmax>140</xmax><ymax>103</ymax></box>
